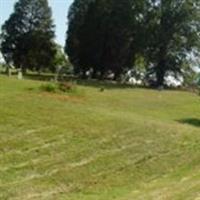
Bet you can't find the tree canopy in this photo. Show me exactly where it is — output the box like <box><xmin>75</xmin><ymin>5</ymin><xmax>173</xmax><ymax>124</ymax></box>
<box><xmin>143</xmin><ymin>0</ymin><xmax>200</xmax><ymax>86</ymax></box>
<box><xmin>66</xmin><ymin>0</ymin><xmax>200</xmax><ymax>85</ymax></box>
<box><xmin>66</xmin><ymin>0</ymin><xmax>146</xmax><ymax>79</ymax></box>
<box><xmin>0</xmin><ymin>0</ymin><xmax>56</xmax><ymax>73</ymax></box>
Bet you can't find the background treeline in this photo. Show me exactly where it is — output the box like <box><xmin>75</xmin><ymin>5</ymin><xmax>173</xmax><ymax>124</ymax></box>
<box><xmin>66</xmin><ymin>0</ymin><xmax>200</xmax><ymax>86</ymax></box>
<box><xmin>0</xmin><ymin>0</ymin><xmax>200</xmax><ymax>87</ymax></box>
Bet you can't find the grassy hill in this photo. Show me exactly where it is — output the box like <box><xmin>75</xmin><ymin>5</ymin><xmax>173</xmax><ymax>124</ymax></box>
<box><xmin>0</xmin><ymin>75</ymin><xmax>200</xmax><ymax>200</ymax></box>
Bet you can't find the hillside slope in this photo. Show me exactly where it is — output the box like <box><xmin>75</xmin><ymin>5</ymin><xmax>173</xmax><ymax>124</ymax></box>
<box><xmin>0</xmin><ymin>76</ymin><xmax>200</xmax><ymax>200</ymax></box>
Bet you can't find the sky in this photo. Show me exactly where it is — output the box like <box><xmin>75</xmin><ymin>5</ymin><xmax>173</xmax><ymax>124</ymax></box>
<box><xmin>0</xmin><ymin>0</ymin><xmax>73</xmax><ymax>46</ymax></box>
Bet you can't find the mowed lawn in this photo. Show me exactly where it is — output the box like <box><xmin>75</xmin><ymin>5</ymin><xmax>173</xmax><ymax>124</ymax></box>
<box><xmin>0</xmin><ymin>75</ymin><xmax>200</xmax><ymax>200</ymax></box>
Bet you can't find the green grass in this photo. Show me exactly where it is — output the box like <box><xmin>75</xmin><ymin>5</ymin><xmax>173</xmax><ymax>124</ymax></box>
<box><xmin>0</xmin><ymin>75</ymin><xmax>200</xmax><ymax>200</ymax></box>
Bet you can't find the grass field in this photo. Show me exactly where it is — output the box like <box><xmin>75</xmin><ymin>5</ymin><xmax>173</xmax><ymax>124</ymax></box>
<box><xmin>0</xmin><ymin>75</ymin><xmax>200</xmax><ymax>200</ymax></box>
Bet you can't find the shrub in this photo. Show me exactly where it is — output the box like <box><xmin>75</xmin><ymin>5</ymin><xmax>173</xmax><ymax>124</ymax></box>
<box><xmin>40</xmin><ymin>81</ymin><xmax>78</xmax><ymax>94</ymax></box>
<box><xmin>40</xmin><ymin>83</ymin><xmax>57</xmax><ymax>93</ymax></box>
<box><xmin>58</xmin><ymin>82</ymin><xmax>74</xmax><ymax>92</ymax></box>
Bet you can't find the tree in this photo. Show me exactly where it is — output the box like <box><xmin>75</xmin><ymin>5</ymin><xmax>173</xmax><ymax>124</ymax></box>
<box><xmin>143</xmin><ymin>0</ymin><xmax>200</xmax><ymax>87</ymax></box>
<box><xmin>65</xmin><ymin>0</ymin><xmax>90</xmax><ymax>76</ymax></box>
<box><xmin>65</xmin><ymin>0</ymin><xmax>144</xmax><ymax>79</ymax></box>
<box><xmin>0</xmin><ymin>0</ymin><xmax>56</xmax><ymax>73</ymax></box>
<box><xmin>54</xmin><ymin>44</ymin><xmax>71</xmax><ymax>69</ymax></box>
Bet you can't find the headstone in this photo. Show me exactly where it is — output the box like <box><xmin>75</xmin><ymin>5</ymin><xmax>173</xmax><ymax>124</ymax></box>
<box><xmin>17</xmin><ymin>69</ymin><xmax>23</xmax><ymax>80</ymax></box>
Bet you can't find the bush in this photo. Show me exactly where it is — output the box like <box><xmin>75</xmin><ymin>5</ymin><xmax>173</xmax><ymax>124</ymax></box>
<box><xmin>40</xmin><ymin>83</ymin><xmax>57</xmax><ymax>93</ymax></box>
<box><xmin>58</xmin><ymin>82</ymin><xmax>74</xmax><ymax>92</ymax></box>
<box><xmin>40</xmin><ymin>81</ymin><xmax>77</xmax><ymax>94</ymax></box>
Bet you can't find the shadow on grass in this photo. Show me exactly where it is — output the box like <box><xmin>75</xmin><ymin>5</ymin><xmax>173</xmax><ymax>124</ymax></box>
<box><xmin>178</xmin><ymin>118</ymin><xmax>200</xmax><ymax>128</ymax></box>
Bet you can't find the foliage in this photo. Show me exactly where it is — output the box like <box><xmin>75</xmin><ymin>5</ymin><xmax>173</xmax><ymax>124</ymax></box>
<box><xmin>54</xmin><ymin>44</ymin><xmax>71</xmax><ymax>70</ymax></box>
<box><xmin>40</xmin><ymin>82</ymin><xmax>57</xmax><ymax>92</ymax></box>
<box><xmin>142</xmin><ymin>0</ymin><xmax>200</xmax><ymax>86</ymax></box>
<box><xmin>66</xmin><ymin>0</ymin><xmax>200</xmax><ymax>85</ymax></box>
<box><xmin>0</xmin><ymin>0</ymin><xmax>56</xmax><ymax>73</ymax></box>
<box><xmin>65</xmin><ymin>0</ymin><xmax>144</xmax><ymax>79</ymax></box>
<box><xmin>58</xmin><ymin>82</ymin><xmax>74</xmax><ymax>92</ymax></box>
<box><xmin>40</xmin><ymin>81</ymin><xmax>77</xmax><ymax>94</ymax></box>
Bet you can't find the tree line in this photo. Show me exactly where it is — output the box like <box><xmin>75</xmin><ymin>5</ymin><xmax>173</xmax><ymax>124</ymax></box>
<box><xmin>1</xmin><ymin>0</ymin><xmax>200</xmax><ymax>87</ymax></box>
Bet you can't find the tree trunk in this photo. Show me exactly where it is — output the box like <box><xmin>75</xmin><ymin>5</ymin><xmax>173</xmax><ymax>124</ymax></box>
<box><xmin>155</xmin><ymin>61</ymin><xmax>166</xmax><ymax>87</ymax></box>
<box><xmin>81</xmin><ymin>69</ymin><xmax>87</xmax><ymax>79</ymax></box>
<box><xmin>99</xmin><ymin>71</ymin><xmax>104</xmax><ymax>80</ymax></box>
<box><xmin>91</xmin><ymin>68</ymin><xmax>97</xmax><ymax>79</ymax></box>
<box><xmin>22</xmin><ymin>67</ymin><xmax>27</xmax><ymax>75</ymax></box>
<box><xmin>114</xmin><ymin>68</ymin><xmax>122</xmax><ymax>81</ymax></box>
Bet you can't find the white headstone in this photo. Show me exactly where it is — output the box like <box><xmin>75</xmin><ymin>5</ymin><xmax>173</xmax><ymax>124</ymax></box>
<box><xmin>17</xmin><ymin>69</ymin><xmax>23</xmax><ymax>80</ymax></box>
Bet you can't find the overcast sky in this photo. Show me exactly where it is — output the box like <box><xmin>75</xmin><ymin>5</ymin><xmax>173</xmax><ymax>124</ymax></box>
<box><xmin>0</xmin><ymin>0</ymin><xmax>73</xmax><ymax>46</ymax></box>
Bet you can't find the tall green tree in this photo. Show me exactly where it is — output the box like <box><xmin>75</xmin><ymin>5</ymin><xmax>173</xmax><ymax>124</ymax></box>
<box><xmin>143</xmin><ymin>0</ymin><xmax>200</xmax><ymax>86</ymax></box>
<box><xmin>65</xmin><ymin>0</ymin><xmax>91</xmax><ymax>75</ymax></box>
<box><xmin>0</xmin><ymin>0</ymin><xmax>56</xmax><ymax>73</ymax></box>
<box><xmin>65</xmin><ymin>0</ymin><xmax>144</xmax><ymax>79</ymax></box>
